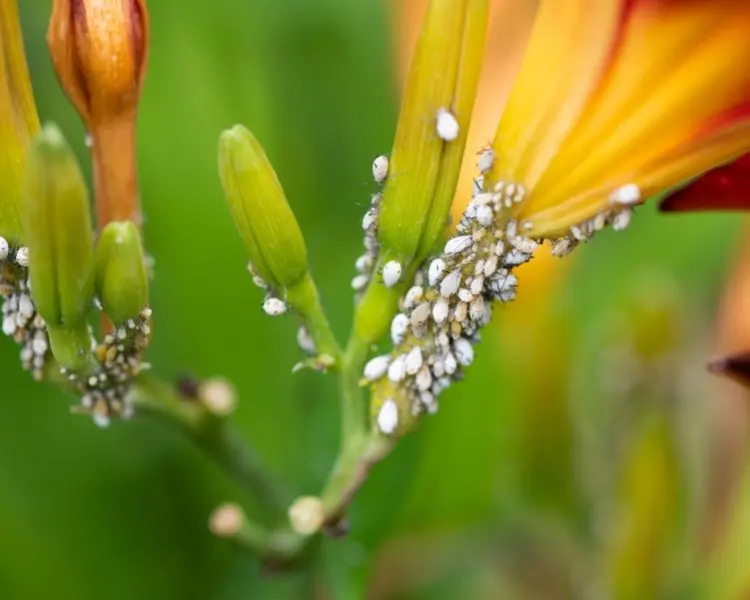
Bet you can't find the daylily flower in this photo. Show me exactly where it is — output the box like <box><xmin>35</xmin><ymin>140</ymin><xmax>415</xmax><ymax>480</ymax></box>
<box><xmin>483</xmin><ymin>0</ymin><xmax>750</xmax><ymax>240</ymax></box>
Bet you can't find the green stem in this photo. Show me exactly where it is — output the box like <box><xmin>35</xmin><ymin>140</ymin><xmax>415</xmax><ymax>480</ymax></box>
<box><xmin>286</xmin><ymin>272</ymin><xmax>342</xmax><ymax>365</ymax></box>
<box><xmin>130</xmin><ymin>373</ymin><xmax>291</xmax><ymax>518</ymax></box>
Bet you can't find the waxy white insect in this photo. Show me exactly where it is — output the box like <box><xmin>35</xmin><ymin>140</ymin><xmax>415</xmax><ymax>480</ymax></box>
<box><xmin>382</xmin><ymin>260</ymin><xmax>402</xmax><ymax>288</ymax></box>
<box><xmin>262</xmin><ymin>297</ymin><xmax>287</xmax><ymax>316</ymax></box>
<box><xmin>0</xmin><ymin>237</ymin><xmax>8</xmax><ymax>261</ymax></box>
<box><xmin>372</xmin><ymin>155</ymin><xmax>389</xmax><ymax>183</ymax></box>
<box><xmin>364</xmin><ymin>355</ymin><xmax>391</xmax><ymax>381</ymax></box>
<box><xmin>377</xmin><ymin>399</ymin><xmax>399</xmax><ymax>434</ymax></box>
<box><xmin>436</xmin><ymin>108</ymin><xmax>460</xmax><ymax>142</ymax></box>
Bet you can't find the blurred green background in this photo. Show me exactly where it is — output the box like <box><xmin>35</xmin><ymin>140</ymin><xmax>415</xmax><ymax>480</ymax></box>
<box><xmin>3</xmin><ymin>1</ymin><xmax>750</xmax><ymax>599</ymax></box>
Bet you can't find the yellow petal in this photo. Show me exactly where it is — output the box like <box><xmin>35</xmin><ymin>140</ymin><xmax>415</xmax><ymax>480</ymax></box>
<box><xmin>0</xmin><ymin>0</ymin><xmax>40</xmax><ymax>242</ymax></box>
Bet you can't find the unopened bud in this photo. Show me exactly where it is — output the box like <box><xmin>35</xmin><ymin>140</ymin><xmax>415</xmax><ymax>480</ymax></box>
<box><xmin>377</xmin><ymin>0</ymin><xmax>488</xmax><ymax>264</ymax></box>
<box><xmin>47</xmin><ymin>0</ymin><xmax>149</xmax><ymax>128</ymax></box>
<box><xmin>47</xmin><ymin>0</ymin><xmax>149</xmax><ymax>229</ymax></box>
<box><xmin>288</xmin><ymin>496</ymin><xmax>325</xmax><ymax>536</ymax></box>
<box><xmin>218</xmin><ymin>124</ymin><xmax>308</xmax><ymax>289</ymax></box>
<box><xmin>22</xmin><ymin>124</ymin><xmax>95</xmax><ymax>369</ymax></box>
<box><xmin>95</xmin><ymin>221</ymin><xmax>149</xmax><ymax>325</ymax></box>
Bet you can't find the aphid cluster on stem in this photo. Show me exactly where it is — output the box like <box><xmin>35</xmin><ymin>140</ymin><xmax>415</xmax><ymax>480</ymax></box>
<box><xmin>72</xmin><ymin>308</ymin><xmax>153</xmax><ymax>427</ymax></box>
<box><xmin>365</xmin><ymin>171</ymin><xmax>642</xmax><ymax>436</ymax></box>
<box><xmin>1</xmin><ymin>240</ymin><xmax>49</xmax><ymax>381</ymax></box>
<box><xmin>351</xmin><ymin>155</ymin><xmax>390</xmax><ymax>296</ymax></box>
<box><xmin>1</xmin><ymin>235</ymin><xmax>153</xmax><ymax>426</ymax></box>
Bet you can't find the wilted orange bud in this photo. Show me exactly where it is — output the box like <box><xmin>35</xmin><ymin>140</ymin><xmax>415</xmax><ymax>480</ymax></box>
<box><xmin>46</xmin><ymin>0</ymin><xmax>148</xmax><ymax>128</ymax></box>
<box><xmin>46</xmin><ymin>0</ymin><xmax>149</xmax><ymax>230</ymax></box>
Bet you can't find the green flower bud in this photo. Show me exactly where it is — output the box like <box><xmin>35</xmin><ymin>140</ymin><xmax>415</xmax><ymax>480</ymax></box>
<box><xmin>377</xmin><ymin>0</ymin><xmax>488</xmax><ymax>265</ymax></box>
<box><xmin>22</xmin><ymin>123</ymin><xmax>95</xmax><ymax>369</ymax></box>
<box><xmin>95</xmin><ymin>221</ymin><xmax>149</xmax><ymax>325</ymax></box>
<box><xmin>218</xmin><ymin>124</ymin><xmax>308</xmax><ymax>289</ymax></box>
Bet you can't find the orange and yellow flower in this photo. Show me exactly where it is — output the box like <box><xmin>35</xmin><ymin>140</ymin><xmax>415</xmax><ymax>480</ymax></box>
<box><xmin>483</xmin><ymin>0</ymin><xmax>750</xmax><ymax>237</ymax></box>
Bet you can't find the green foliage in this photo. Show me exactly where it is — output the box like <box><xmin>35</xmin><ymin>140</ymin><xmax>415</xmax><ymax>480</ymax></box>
<box><xmin>1</xmin><ymin>1</ymin><xmax>748</xmax><ymax>599</ymax></box>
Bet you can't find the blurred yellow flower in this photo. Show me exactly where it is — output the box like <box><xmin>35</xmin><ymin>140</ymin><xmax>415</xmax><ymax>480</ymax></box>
<box><xmin>0</xmin><ymin>0</ymin><xmax>40</xmax><ymax>243</ymax></box>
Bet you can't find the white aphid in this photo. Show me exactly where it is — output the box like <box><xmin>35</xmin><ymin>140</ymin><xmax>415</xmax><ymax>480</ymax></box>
<box><xmin>428</xmin><ymin>258</ymin><xmax>446</xmax><ymax>286</ymax></box>
<box><xmin>364</xmin><ymin>355</ymin><xmax>391</xmax><ymax>381</ymax></box>
<box><xmin>436</xmin><ymin>108</ymin><xmax>460</xmax><ymax>141</ymax></box>
<box><xmin>453</xmin><ymin>337</ymin><xmax>474</xmax><ymax>366</ymax></box>
<box><xmin>458</xmin><ymin>288</ymin><xmax>473</xmax><ymax>303</ymax></box>
<box><xmin>262</xmin><ymin>297</ymin><xmax>287</xmax><ymax>316</ymax></box>
<box><xmin>404</xmin><ymin>286</ymin><xmax>424</xmax><ymax>308</ymax></box>
<box><xmin>382</xmin><ymin>260</ymin><xmax>402</xmax><ymax>288</ymax></box>
<box><xmin>610</xmin><ymin>183</ymin><xmax>641</xmax><ymax>206</ymax></box>
<box><xmin>477</xmin><ymin>148</ymin><xmax>494</xmax><ymax>173</ymax></box>
<box><xmin>15</xmin><ymin>246</ymin><xmax>29</xmax><ymax>267</ymax></box>
<box><xmin>0</xmin><ymin>237</ymin><xmax>8</xmax><ymax>261</ymax></box>
<box><xmin>355</xmin><ymin>254</ymin><xmax>373</xmax><ymax>272</ymax></box>
<box><xmin>612</xmin><ymin>209</ymin><xmax>632</xmax><ymax>231</ymax></box>
<box><xmin>297</xmin><ymin>327</ymin><xmax>316</xmax><ymax>354</ymax></box>
<box><xmin>351</xmin><ymin>274</ymin><xmax>370</xmax><ymax>291</ymax></box>
<box><xmin>440</xmin><ymin>270</ymin><xmax>461</xmax><ymax>298</ymax></box>
<box><xmin>444</xmin><ymin>352</ymin><xmax>457</xmax><ymax>375</ymax></box>
<box><xmin>432</xmin><ymin>298</ymin><xmax>449</xmax><ymax>324</ymax></box>
<box><xmin>18</xmin><ymin>294</ymin><xmax>34</xmax><ymax>319</ymax></box>
<box><xmin>510</xmin><ymin>236</ymin><xmax>538</xmax><ymax>253</ymax></box>
<box><xmin>410</xmin><ymin>302</ymin><xmax>432</xmax><ymax>327</ymax></box>
<box><xmin>405</xmin><ymin>346</ymin><xmax>423</xmax><ymax>375</ymax></box>
<box><xmin>387</xmin><ymin>355</ymin><xmax>407</xmax><ymax>382</ymax></box>
<box><xmin>377</xmin><ymin>399</ymin><xmax>399</xmax><ymax>434</ymax></box>
<box><xmin>476</xmin><ymin>205</ymin><xmax>494</xmax><ymax>227</ymax></box>
<box><xmin>372</xmin><ymin>155</ymin><xmax>389</xmax><ymax>183</ymax></box>
<box><xmin>362</xmin><ymin>209</ymin><xmax>378</xmax><ymax>231</ymax></box>
<box><xmin>416</xmin><ymin>366</ymin><xmax>432</xmax><ymax>391</ymax></box>
<box><xmin>444</xmin><ymin>235</ymin><xmax>472</xmax><ymax>255</ymax></box>
<box><xmin>391</xmin><ymin>313</ymin><xmax>410</xmax><ymax>344</ymax></box>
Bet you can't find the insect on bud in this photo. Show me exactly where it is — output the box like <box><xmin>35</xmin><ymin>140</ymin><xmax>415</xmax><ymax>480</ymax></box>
<box><xmin>95</xmin><ymin>220</ymin><xmax>149</xmax><ymax>325</ymax></box>
<box><xmin>218</xmin><ymin>124</ymin><xmax>309</xmax><ymax>290</ymax></box>
<box><xmin>22</xmin><ymin>124</ymin><xmax>95</xmax><ymax>370</ymax></box>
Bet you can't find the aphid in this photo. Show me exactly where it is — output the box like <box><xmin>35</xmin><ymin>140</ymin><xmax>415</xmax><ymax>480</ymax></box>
<box><xmin>404</xmin><ymin>285</ymin><xmax>424</xmax><ymax>308</ymax></box>
<box><xmin>428</xmin><ymin>258</ymin><xmax>446</xmax><ymax>286</ymax></box>
<box><xmin>297</xmin><ymin>327</ymin><xmax>316</xmax><ymax>354</ymax></box>
<box><xmin>440</xmin><ymin>270</ymin><xmax>461</xmax><ymax>298</ymax></box>
<box><xmin>444</xmin><ymin>235</ymin><xmax>472</xmax><ymax>255</ymax></box>
<box><xmin>372</xmin><ymin>155</ymin><xmax>389</xmax><ymax>183</ymax></box>
<box><xmin>387</xmin><ymin>355</ymin><xmax>407</xmax><ymax>382</ymax></box>
<box><xmin>612</xmin><ymin>208</ymin><xmax>632</xmax><ymax>231</ymax></box>
<box><xmin>610</xmin><ymin>183</ymin><xmax>641</xmax><ymax>206</ymax></box>
<box><xmin>377</xmin><ymin>399</ymin><xmax>399</xmax><ymax>434</ymax></box>
<box><xmin>391</xmin><ymin>313</ymin><xmax>410</xmax><ymax>344</ymax></box>
<box><xmin>363</xmin><ymin>355</ymin><xmax>391</xmax><ymax>381</ymax></box>
<box><xmin>432</xmin><ymin>298</ymin><xmax>449</xmax><ymax>324</ymax></box>
<box><xmin>453</xmin><ymin>337</ymin><xmax>474</xmax><ymax>366</ymax></box>
<box><xmin>15</xmin><ymin>247</ymin><xmax>29</xmax><ymax>268</ymax></box>
<box><xmin>436</xmin><ymin>108</ymin><xmax>460</xmax><ymax>141</ymax></box>
<box><xmin>477</xmin><ymin>148</ymin><xmax>494</xmax><ymax>173</ymax></box>
<box><xmin>476</xmin><ymin>205</ymin><xmax>494</xmax><ymax>227</ymax></box>
<box><xmin>0</xmin><ymin>237</ymin><xmax>8</xmax><ymax>261</ymax></box>
<box><xmin>351</xmin><ymin>274</ymin><xmax>369</xmax><ymax>291</ymax></box>
<box><xmin>361</xmin><ymin>208</ymin><xmax>378</xmax><ymax>231</ymax></box>
<box><xmin>382</xmin><ymin>260</ymin><xmax>402</xmax><ymax>288</ymax></box>
<box><xmin>262</xmin><ymin>297</ymin><xmax>287</xmax><ymax>316</ymax></box>
<box><xmin>405</xmin><ymin>346</ymin><xmax>423</xmax><ymax>375</ymax></box>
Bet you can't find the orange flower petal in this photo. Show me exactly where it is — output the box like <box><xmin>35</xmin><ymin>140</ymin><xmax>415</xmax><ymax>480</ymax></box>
<box><xmin>488</xmin><ymin>0</ymin><xmax>750</xmax><ymax>236</ymax></box>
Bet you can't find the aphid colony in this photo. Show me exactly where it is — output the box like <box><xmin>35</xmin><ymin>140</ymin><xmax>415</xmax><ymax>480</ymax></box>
<box><xmin>1</xmin><ymin>235</ymin><xmax>153</xmax><ymax>426</ymax></box>
<box><xmin>249</xmin><ymin>105</ymin><xmax>641</xmax><ymax>437</ymax></box>
<box><xmin>1</xmin><ymin>241</ymin><xmax>48</xmax><ymax>381</ymax></box>
<box><xmin>366</xmin><ymin>177</ymin><xmax>535</xmax><ymax>434</ymax></box>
